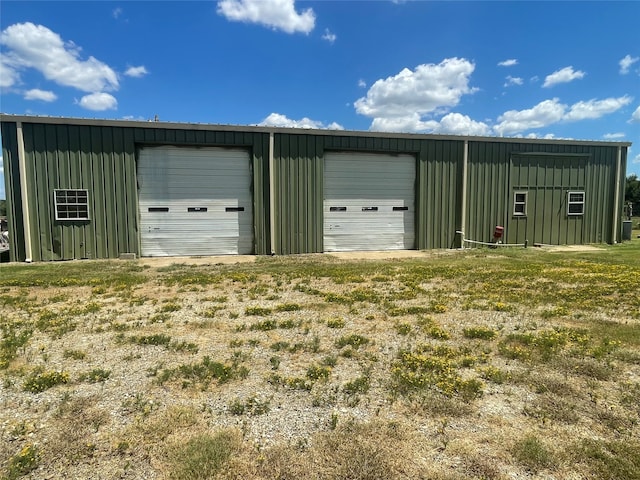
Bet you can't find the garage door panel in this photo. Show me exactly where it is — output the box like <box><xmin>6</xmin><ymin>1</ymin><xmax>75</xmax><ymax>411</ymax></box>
<box><xmin>323</xmin><ymin>152</ymin><xmax>415</xmax><ymax>252</ymax></box>
<box><xmin>138</xmin><ymin>146</ymin><xmax>253</xmax><ymax>256</ymax></box>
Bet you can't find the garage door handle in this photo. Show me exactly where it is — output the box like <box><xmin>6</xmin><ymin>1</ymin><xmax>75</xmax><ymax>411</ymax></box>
<box><xmin>148</xmin><ymin>207</ymin><xmax>169</xmax><ymax>212</ymax></box>
<box><xmin>393</xmin><ymin>206</ymin><xmax>408</xmax><ymax>211</ymax></box>
<box><xmin>330</xmin><ymin>207</ymin><xmax>347</xmax><ymax>212</ymax></box>
<box><xmin>362</xmin><ymin>207</ymin><xmax>378</xmax><ymax>211</ymax></box>
<box><xmin>188</xmin><ymin>207</ymin><xmax>208</xmax><ymax>212</ymax></box>
<box><xmin>225</xmin><ymin>207</ymin><xmax>245</xmax><ymax>212</ymax></box>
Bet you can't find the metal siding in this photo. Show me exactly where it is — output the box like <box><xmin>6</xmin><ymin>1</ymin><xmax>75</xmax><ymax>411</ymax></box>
<box><xmin>13</xmin><ymin>124</ymin><xmax>148</xmax><ymax>260</ymax></box>
<box><xmin>323</xmin><ymin>152</ymin><xmax>416</xmax><ymax>252</ymax></box>
<box><xmin>138</xmin><ymin>147</ymin><xmax>254</xmax><ymax>256</ymax></box>
<box><xmin>272</xmin><ymin>134</ymin><xmax>323</xmax><ymax>255</ymax></box>
<box><xmin>428</xmin><ymin>139</ymin><xmax>463</xmax><ymax>249</ymax></box>
<box><xmin>1</xmin><ymin>123</ymin><xmax>25</xmax><ymax>262</ymax></box>
<box><xmin>2</xmin><ymin>118</ymin><xmax>627</xmax><ymax>261</ymax></box>
<box><xmin>502</xmin><ymin>148</ymin><xmax>618</xmax><ymax>246</ymax></box>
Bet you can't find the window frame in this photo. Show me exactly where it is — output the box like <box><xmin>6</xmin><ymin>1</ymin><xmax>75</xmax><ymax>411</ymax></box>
<box><xmin>513</xmin><ymin>191</ymin><xmax>528</xmax><ymax>217</ymax></box>
<box><xmin>567</xmin><ymin>191</ymin><xmax>585</xmax><ymax>216</ymax></box>
<box><xmin>54</xmin><ymin>189</ymin><xmax>90</xmax><ymax>221</ymax></box>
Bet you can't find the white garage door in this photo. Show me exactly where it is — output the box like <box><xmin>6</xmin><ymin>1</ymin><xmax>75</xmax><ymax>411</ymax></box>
<box><xmin>138</xmin><ymin>146</ymin><xmax>253</xmax><ymax>256</ymax></box>
<box><xmin>324</xmin><ymin>152</ymin><xmax>416</xmax><ymax>252</ymax></box>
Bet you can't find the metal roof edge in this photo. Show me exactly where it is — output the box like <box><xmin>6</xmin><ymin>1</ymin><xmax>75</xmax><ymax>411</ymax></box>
<box><xmin>0</xmin><ymin>113</ymin><xmax>633</xmax><ymax>148</ymax></box>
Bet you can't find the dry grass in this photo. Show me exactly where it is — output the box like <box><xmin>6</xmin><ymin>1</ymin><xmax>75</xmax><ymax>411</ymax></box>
<box><xmin>1</xmin><ymin>239</ymin><xmax>639</xmax><ymax>479</ymax></box>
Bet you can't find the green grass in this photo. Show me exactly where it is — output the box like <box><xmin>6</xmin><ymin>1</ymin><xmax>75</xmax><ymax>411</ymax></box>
<box><xmin>511</xmin><ymin>434</ymin><xmax>555</xmax><ymax>472</ymax></box>
<box><xmin>2</xmin><ymin>239</ymin><xmax>640</xmax><ymax>479</ymax></box>
<box><xmin>575</xmin><ymin>438</ymin><xmax>640</xmax><ymax>480</ymax></box>
<box><xmin>0</xmin><ymin>261</ymin><xmax>147</xmax><ymax>289</ymax></box>
<box><xmin>157</xmin><ymin>356</ymin><xmax>249</xmax><ymax>389</ymax></box>
<box><xmin>167</xmin><ymin>430</ymin><xmax>240</xmax><ymax>480</ymax></box>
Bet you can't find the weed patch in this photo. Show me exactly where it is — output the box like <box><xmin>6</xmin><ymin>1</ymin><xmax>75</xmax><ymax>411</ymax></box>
<box><xmin>4</xmin><ymin>444</ymin><xmax>39</xmax><ymax>479</ymax></box>
<box><xmin>23</xmin><ymin>369</ymin><xmax>69</xmax><ymax>393</ymax></box>
<box><xmin>167</xmin><ymin>430</ymin><xmax>241</xmax><ymax>480</ymax></box>
<box><xmin>511</xmin><ymin>434</ymin><xmax>555</xmax><ymax>472</ymax></box>
<box><xmin>158</xmin><ymin>356</ymin><xmax>249</xmax><ymax>389</ymax></box>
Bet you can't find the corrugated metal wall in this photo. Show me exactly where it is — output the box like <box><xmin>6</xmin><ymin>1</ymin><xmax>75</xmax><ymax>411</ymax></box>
<box><xmin>417</xmin><ymin>140</ymin><xmax>464</xmax><ymax>249</ymax></box>
<box><xmin>1</xmin><ymin>123</ymin><xmax>24</xmax><ymax>262</ymax></box>
<box><xmin>1</xmin><ymin>117</ymin><xmax>628</xmax><ymax>261</ymax></box>
<box><xmin>1</xmin><ymin>121</ymin><xmax>271</xmax><ymax>261</ymax></box>
<box><xmin>273</xmin><ymin>134</ymin><xmax>324</xmax><ymax>254</ymax></box>
<box><xmin>273</xmin><ymin>134</ymin><xmax>462</xmax><ymax>254</ymax></box>
<box><xmin>465</xmin><ymin>142</ymin><xmax>622</xmax><ymax>245</ymax></box>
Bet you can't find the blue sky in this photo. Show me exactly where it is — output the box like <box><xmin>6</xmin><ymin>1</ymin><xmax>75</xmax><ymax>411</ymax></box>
<box><xmin>1</xmin><ymin>0</ymin><xmax>639</xmax><ymax>200</ymax></box>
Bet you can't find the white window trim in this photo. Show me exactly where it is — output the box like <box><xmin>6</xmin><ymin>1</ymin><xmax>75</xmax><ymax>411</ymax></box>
<box><xmin>513</xmin><ymin>191</ymin><xmax>527</xmax><ymax>216</ymax></box>
<box><xmin>54</xmin><ymin>189</ymin><xmax>90</xmax><ymax>221</ymax></box>
<box><xmin>567</xmin><ymin>191</ymin><xmax>585</xmax><ymax>216</ymax></box>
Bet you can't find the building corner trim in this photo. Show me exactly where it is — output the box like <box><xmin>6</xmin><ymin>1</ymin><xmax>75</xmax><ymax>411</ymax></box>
<box><xmin>460</xmin><ymin>140</ymin><xmax>469</xmax><ymax>248</ymax></box>
<box><xmin>611</xmin><ymin>146</ymin><xmax>622</xmax><ymax>244</ymax></box>
<box><xmin>268</xmin><ymin>131</ymin><xmax>276</xmax><ymax>255</ymax></box>
<box><xmin>16</xmin><ymin>122</ymin><xmax>33</xmax><ymax>262</ymax></box>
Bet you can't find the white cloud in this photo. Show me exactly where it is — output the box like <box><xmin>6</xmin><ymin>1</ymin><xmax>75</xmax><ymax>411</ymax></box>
<box><xmin>524</xmin><ymin>133</ymin><xmax>557</xmax><ymax>140</ymax></box>
<box><xmin>494</xmin><ymin>96</ymin><xmax>631</xmax><ymax>135</ymax></box>
<box><xmin>358</xmin><ymin>79</ymin><xmax>366</xmax><ymax>88</ymax></box>
<box><xmin>619</xmin><ymin>54</ymin><xmax>639</xmax><ymax>74</ymax></box>
<box><xmin>603</xmin><ymin>132</ymin><xmax>626</xmax><ymax>139</ymax></box>
<box><xmin>124</xmin><ymin>66</ymin><xmax>148</xmax><ymax>78</ymax></box>
<box><xmin>543</xmin><ymin>66</ymin><xmax>585</xmax><ymax>87</ymax></box>
<box><xmin>24</xmin><ymin>88</ymin><xmax>57</xmax><ymax>102</ymax></box>
<box><xmin>113</xmin><ymin>7</ymin><xmax>123</xmax><ymax>19</ymax></box>
<box><xmin>370</xmin><ymin>112</ymin><xmax>491</xmax><ymax>136</ymax></box>
<box><xmin>565</xmin><ymin>96</ymin><xmax>633</xmax><ymax>121</ymax></box>
<box><xmin>322</xmin><ymin>28</ymin><xmax>336</xmax><ymax>44</ymax></box>
<box><xmin>258</xmin><ymin>113</ymin><xmax>343</xmax><ymax>130</ymax></box>
<box><xmin>78</xmin><ymin>92</ymin><xmax>117</xmax><ymax>111</ymax></box>
<box><xmin>217</xmin><ymin>0</ymin><xmax>315</xmax><ymax>34</ymax></box>
<box><xmin>0</xmin><ymin>22</ymin><xmax>119</xmax><ymax>93</ymax></box>
<box><xmin>370</xmin><ymin>113</ymin><xmax>435</xmax><ymax>133</ymax></box>
<box><xmin>355</xmin><ymin>57</ymin><xmax>478</xmax><ymax>123</ymax></box>
<box><xmin>632</xmin><ymin>153</ymin><xmax>640</xmax><ymax>165</ymax></box>
<box><xmin>431</xmin><ymin>113</ymin><xmax>491</xmax><ymax>136</ymax></box>
<box><xmin>631</xmin><ymin>105</ymin><xmax>640</xmax><ymax>123</ymax></box>
<box><xmin>0</xmin><ymin>57</ymin><xmax>21</xmax><ymax>88</ymax></box>
<box><xmin>495</xmin><ymin>98</ymin><xmax>567</xmax><ymax>135</ymax></box>
<box><xmin>498</xmin><ymin>59</ymin><xmax>518</xmax><ymax>67</ymax></box>
<box><xmin>504</xmin><ymin>75</ymin><xmax>523</xmax><ymax>87</ymax></box>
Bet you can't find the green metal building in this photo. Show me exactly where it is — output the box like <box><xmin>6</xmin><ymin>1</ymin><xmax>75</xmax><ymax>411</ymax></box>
<box><xmin>0</xmin><ymin>115</ymin><xmax>630</xmax><ymax>262</ymax></box>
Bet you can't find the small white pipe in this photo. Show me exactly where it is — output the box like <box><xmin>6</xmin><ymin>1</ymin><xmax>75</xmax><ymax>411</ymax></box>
<box><xmin>268</xmin><ymin>131</ymin><xmax>276</xmax><ymax>255</ymax></box>
<box><xmin>16</xmin><ymin>122</ymin><xmax>33</xmax><ymax>262</ymax></box>
<box><xmin>611</xmin><ymin>146</ymin><xmax>622</xmax><ymax>244</ymax></box>
<box><xmin>462</xmin><ymin>238</ymin><xmax>527</xmax><ymax>247</ymax></box>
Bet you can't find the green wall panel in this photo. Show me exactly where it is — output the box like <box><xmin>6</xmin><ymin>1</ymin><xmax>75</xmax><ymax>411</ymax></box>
<box><xmin>466</xmin><ymin>143</ymin><xmax>621</xmax><ymax>246</ymax></box>
<box><xmin>1</xmin><ymin>116</ymin><xmax>629</xmax><ymax>261</ymax></box>
<box><xmin>1</xmin><ymin>122</ymin><xmax>25</xmax><ymax>262</ymax></box>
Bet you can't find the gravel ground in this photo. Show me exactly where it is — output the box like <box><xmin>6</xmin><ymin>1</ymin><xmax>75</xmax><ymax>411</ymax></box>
<box><xmin>1</xmin><ymin>250</ymin><xmax>638</xmax><ymax>480</ymax></box>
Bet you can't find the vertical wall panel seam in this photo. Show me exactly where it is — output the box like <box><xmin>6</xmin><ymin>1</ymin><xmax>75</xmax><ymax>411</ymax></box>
<box><xmin>460</xmin><ymin>140</ymin><xmax>468</xmax><ymax>246</ymax></box>
<box><xmin>16</xmin><ymin>122</ymin><xmax>33</xmax><ymax>262</ymax></box>
<box><xmin>612</xmin><ymin>146</ymin><xmax>622</xmax><ymax>243</ymax></box>
<box><xmin>269</xmin><ymin>131</ymin><xmax>276</xmax><ymax>254</ymax></box>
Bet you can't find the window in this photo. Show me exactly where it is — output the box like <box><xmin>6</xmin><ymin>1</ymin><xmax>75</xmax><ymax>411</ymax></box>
<box><xmin>54</xmin><ymin>189</ymin><xmax>90</xmax><ymax>221</ymax></box>
<box><xmin>513</xmin><ymin>191</ymin><xmax>527</xmax><ymax>216</ymax></box>
<box><xmin>567</xmin><ymin>191</ymin><xmax>585</xmax><ymax>216</ymax></box>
